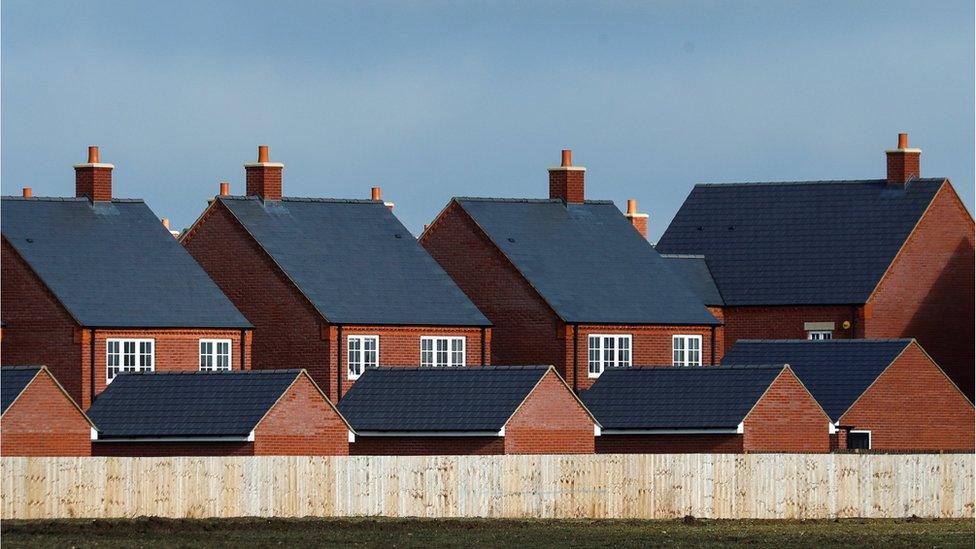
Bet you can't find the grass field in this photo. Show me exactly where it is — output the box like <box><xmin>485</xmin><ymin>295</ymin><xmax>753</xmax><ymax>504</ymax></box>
<box><xmin>1</xmin><ymin>517</ymin><xmax>973</xmax><ymax>548</ymax></box>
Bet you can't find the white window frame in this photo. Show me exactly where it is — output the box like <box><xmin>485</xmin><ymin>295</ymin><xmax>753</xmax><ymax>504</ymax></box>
<box><xmin>106</xmin><ymin>338</ymin><xmax>155</xmax><ymax>383</ymax></box>
<box><xmin>347</xmin><ymin>335</ymin><xmax>380</xmax><ymax>380</ymax></box>
<box><xmin>587</xmin><ymin>334</ymin><xmax>632</xmax><ymax>378</ymax></box>
<box><xmin>672</xmin><ymin>335</ymin><xmax>703</xmax><ymax>367</ymax></box>
<box><xmin>420</xmin><ymin>336</ymin><xmax>466</xmax><ymax>368</ymax></box>
<box><xmin>848</xmin><ymin>430</ymin><xmax>872</xmax><ymax>450</ymax></box>
<box><xmin>199</xmin><ymin>339</ymin><xmax>232</xmax><ymax>372</ymax></box>
<box><xmin>807</xmin><ymin>330</ymin><xmax>833</xmax><ymax>340</ymax></box>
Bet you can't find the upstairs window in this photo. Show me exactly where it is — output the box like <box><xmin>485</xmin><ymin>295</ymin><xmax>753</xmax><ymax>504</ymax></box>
<box><xmin>672</xmin><ymin>335</ymin><xmax>702</xmax><ymax>367</ymax></box>
<box><xmin>588</xmin><ymin>334</ymin><xmax>632</xmax><ymax>378</ymax></box>
<box><xmin>808</xmin><ymin>331</ymin><xmax>832</xmax><ymax>340</ymax></box>
<box><xmin>107</xmin><ymin>338</ymin><xmax>154</xmax><ymax>382</ymax></box>
<box><xmin>421</xmin><ymin>336</ymin><xmax>465</xmax><ymax>368</ymax></box>
<box><xmin>348</xmin><ymin>335</ymin><xmax>379</xmax><ymax>380</ymax></box>
<box><xmin>200</xmin><ymin>339</ymin><xmax>232</xmax><ymax>372</ymax></box>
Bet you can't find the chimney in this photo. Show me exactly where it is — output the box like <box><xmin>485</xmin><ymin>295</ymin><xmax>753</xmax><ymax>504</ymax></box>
<box><xmin>21</xmin><ymin>187</ymin><xmax>32</xmax><ymax>198</ymax></box>
<box><xmin>624</xmin><ymin>199</ymin><xmax>649</xmax><ymax>239</ymax></box>
<box><xmin>74</xmin><ymin>146</ymin><xmax>114</xmax><ymax>202</ymax></box>
<box><xmin>548</xmin><ymin>149</ymin><xmax>586</xmax><ymax>203</ymax></box>
<box><xmin>371</xmin><ymin>185</ymin><xmax>395</xmax><ymax>211</ymax></box>
<box><xmin>886</xmin><ymin>132</ymin><xmax>921</xmax><ymax>186</ymax></box>
<box><xmin>219</xmin><ymin>181</ymin><xmax>230</xmax><ymax>196</ymax></box>
<box><xmin>244</xmin><ymin>145</ymin><xmax>283</xmax><ymax>201</ymax></box>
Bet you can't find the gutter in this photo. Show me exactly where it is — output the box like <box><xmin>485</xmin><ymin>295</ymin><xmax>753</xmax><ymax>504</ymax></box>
<box><xmin>354</xmin><ymin>429</ymin><xmax>505</xmax><ymax>438</ymax></box>
<box><xmin>601</xmin><ymin>426</ymin><xmax>742</xmax><ymax>436</ymax></box>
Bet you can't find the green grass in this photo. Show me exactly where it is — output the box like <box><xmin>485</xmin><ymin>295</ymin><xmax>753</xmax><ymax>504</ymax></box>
<box><xmin>2</xmin><ymin>517</ymin><xmax>972</xmax><ymax>548</ymax></box>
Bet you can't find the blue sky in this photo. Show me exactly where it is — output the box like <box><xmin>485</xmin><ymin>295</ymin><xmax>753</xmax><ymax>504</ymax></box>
<box><xmin>3</xmin><ymin>1</ymin><xmax>973</xmax><ymax>239</ymax></box>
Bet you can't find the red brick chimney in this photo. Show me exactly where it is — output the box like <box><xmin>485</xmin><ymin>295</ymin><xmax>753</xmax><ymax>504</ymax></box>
<box><xmin>245</xmin><ymin>145</ymin><xmax>283</xmax><ymax>201</ymax></box>
<box><xmin>886</xmin><ymin>132</ymin><xmax>921</xmax><ymax>186</ymax></box>
<box><xmin>371</xmin><ymin>186</ymin><xmax>395</xmax><ymax>211</ymax></box>
<box><xmin>74</xmin><ymin>146</ymin><xmax>114</xmax><ymax>202</ymax></box>
<box><xmin>219</xmin><ymin>181</ymin><xmax>230</xmax><ymax>196</ymax></box>
<box><xmin>549</xmin><ymin>149</ymin><xmax>586</xmax><ymax>203</ymax></box>
<box><xmin>625</xmin><ymin>199</ymin><xmax>649</xmax><ymax>239</ymax></box>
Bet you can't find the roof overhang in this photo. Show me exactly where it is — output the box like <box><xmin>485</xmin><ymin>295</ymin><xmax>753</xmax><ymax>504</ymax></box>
<box><xmin>93</xmin><ymin>430</ymin><xmax>255</xmax><ymax>443</ymax></box>
<box><xmin>353</xmin><ymin>429</ymin><xmax>505</xmax><ymax>438</ymax></box>
<box><xmin>601</xmin><ymin>426</ymin><xmax>742</xmax><ymax>436</ymax></box>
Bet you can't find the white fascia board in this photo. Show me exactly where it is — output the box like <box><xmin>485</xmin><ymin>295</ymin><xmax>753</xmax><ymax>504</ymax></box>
<box><xmin>347</xmin><ymin>430</ymin><xmax>356</xmax><ymax>443</ymax></box>
<box><xmin>90</xmin><ymin>427</ymin><xmax>99</xmax><ymax>441</ymax></box>
<box><xmin>354</xmin><ymin>430</ymin><xmax>503</xmax><ymax>438</ymax></box>
<box><xmin>828</xmin><ymin>422</ymin><xmax>837</xmax><ymax>434</ymax></box>
<box><xmin>601</xmin><ymin>428</ymin><xmax>741</xmax><ymax>436</ymax></box>
<box><xmin>594</xmin><ymin>425</ymin><xmax>602</xmax><ymax>437</ymax></box>
<box><xmin>93</xmin><ymin>436</ymin><xmax>253</xmax><ymax>443</ymax></box>
<box><xmin>736</xmin><ymin>422</ymin><xmax>744</xmax><ymax>434</ymax></box>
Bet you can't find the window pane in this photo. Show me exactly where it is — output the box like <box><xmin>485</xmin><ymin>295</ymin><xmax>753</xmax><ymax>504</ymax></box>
<box><xmin>603</xmin><ymin>337</ymin><xmax>615</xmax><ymax>367</ymax></box>
<box><xmin>348</xmin><ymin>337</ymin><xmax>362</xmax><ymax>377</ymax></box>
<box><xmin>618</xmin><ymin>336</ymin><xmax>631</xmax><ymax>367</ymax></box>
<box><xmin>588</xmin><ymin>336</ymin><xmax>600</xmax><ymax>375</ymax></box>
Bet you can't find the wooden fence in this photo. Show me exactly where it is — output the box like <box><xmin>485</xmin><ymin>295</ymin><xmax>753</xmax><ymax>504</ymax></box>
<box><xmin>2</xmin><ymin>453</ymin><xmax>973</xmax><ymax>520</ymax></box>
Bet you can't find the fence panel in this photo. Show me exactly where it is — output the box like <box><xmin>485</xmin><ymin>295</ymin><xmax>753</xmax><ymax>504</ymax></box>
<box><xmin>1</xmin><ymin>454</ymin><xmax>972</xmax><ymax>520</ymax></box>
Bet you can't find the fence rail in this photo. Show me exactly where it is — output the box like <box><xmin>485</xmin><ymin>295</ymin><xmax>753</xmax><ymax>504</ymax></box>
<box><xmin>2</xmin><ymin>453</ymin><xmax>973</xmax><ymax>519</ymax></box>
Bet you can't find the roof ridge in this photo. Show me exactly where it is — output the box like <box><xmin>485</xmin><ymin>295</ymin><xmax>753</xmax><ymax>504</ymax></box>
<box><xmin>624</xmin><ymin>364</ymin><xmax>785</xmax><ymax>370</ymax></box>
<box><xmin>736</xmin><ymin>339</ymin><xmax>914</xmax><ymax>343</ymax></box>
<box><xmin>115</xmin><ymin>369</ymin><xmax>303</xmax><ymax>376</ymax></box>
<box><xmin>659</xmin><ymin>253</ymin><xmax>707</xmax><ymax>259</ymax></box>
<box><xmin>694</xmin><ymin>178</ymin><xmax>946</xmax><ymax>188</ymax></box>
<box><xmin>371</xmin><ymin>365</ymin><xmax>550</xmax><ymax>371</ymax></box>
<box><xmin>1</xmin><ymin>196</ymin><xmax>145</xmax><ymax>203</ymax></box>
<box><xmin>1</xmin><ymin>365</ymin><xmax>43</xmax><ymax>370</ymax></box>
<box><xmin>219</xmin><ymin>196</ymin><xmax>379</xmax><ymax>204</ymax></box>
<box><xmin>455</xmin><ymin>197</ymin><xmax>615</xmax><ymax>205</ymax></box>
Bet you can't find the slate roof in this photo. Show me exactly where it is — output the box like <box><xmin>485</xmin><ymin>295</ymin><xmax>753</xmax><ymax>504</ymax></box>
<box><xmin>86</xmin><ymin>370</ymin><xmax>306</xmax><ymax>438</ymax></box>
<box><xmin>337</xmin><ymin>366</ymin><xmax>560</xmax><ymax>432</ymax></box>
<box><xmin>454</xmin><ymin>198</ymin><xmax>719</xmax><ymax>325</ymax></box>
<box><xmin>580</xmin><ymin>365</ymin><xmax>785</xmax><ymax>430</ymax></box>
<box><xmin>217</xmin><ymin>196</ymin><xmax>489</xmax><ymax>326</ymax></box>
<box><xmin>1</xmin><ymin>366</ymin><xmax>42</xmax><ymax>414</ymax></box>
<box><xmin>721</xmin><ymin>339</ymin><xmax>913</xmax><ymax>421</ymax></box>
<box><xmin>660</xmin><ymin>255</ymin><xmax>724</xmax><ymax>306</ymax></box>
<box><xmin>1</xmin><ymin>197</ymin><xmax>251</xmax><ymax>328</ymax></box>
<box><xmin>655</xmin><ymin>179</ymin><xmax>947</xmax><ymax>305</ymax></box>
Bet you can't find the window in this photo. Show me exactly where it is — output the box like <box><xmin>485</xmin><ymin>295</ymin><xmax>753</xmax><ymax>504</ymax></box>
<box><xmin>672</xmin><ymin>335</ymin><xmax>702</xmax><ymax>366</ymax></box>
<box><xmin>848</xmin><ymin>430</ymin><xmax>871</xmax><ymax>450</ymax></box>
<box><xmin>106</xmin><ymin>338</ymin><xmax>154</xmax><ymax>382</ymax></box>
<box><xmin>348</xmin><ymin>335</ymin><xmax>379</xmax><ymax>380</ymax></box>
<box><xmin>199</xmin><ymin>339</ymin><xmax>232</xmax><ymax>372</ymax></box>
<box><xmin>420</xmin><ymin>336</ymin><xmax>465</xmax><ymax>368</ymax></box>
<box><xmin>587</xmin><ymin>334</ymin><xmax>632</xmax><ymax>377</ymax></box>
<box><xmin>808</xmin><ymin>331</ymin><xmax>833</xmax><ymax>340</ymax></box>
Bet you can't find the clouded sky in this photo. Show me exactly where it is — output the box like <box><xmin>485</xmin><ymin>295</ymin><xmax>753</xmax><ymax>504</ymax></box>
<box><xmin>3</xmin><ymin>1</ymin><xmax>973</xmax><ymax>239</ymax></box>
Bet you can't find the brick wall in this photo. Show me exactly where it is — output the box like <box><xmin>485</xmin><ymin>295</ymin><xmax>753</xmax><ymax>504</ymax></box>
<box><xmin>839</xmin><ymin>342</ymin><xmax>975</xmax><ymax>451</ymax></box>
<box><xmin>420</xmin><ymin>201</ymin><xmax>565</xmax><ymax>370</ymax></box>
<box><xmin>865</xmin><ymin>183</ymin><xmax>976</xmax><ymax>398</ymax></box>
<box><xmin>1</xmin><ymin>239</ymin><xmax>86</xmax><ymax>406</ymax></box>
<box><xmin>182</xmin><ymin>202</ymin><xmax>332</xmax><ymax>391</ymax></box>
<box><xmin>252</xmin><ymin>374</ymin><xmax>349</xmax><ymax>456</ymax></box>
<box><xmin>0</xmin><ymin>370</ymin><xmax>91</xmax><ymax>456</ymax></box>
<box><xmin>742</xmin><ymin>368</ymin><xmax>830</xmax><ymax>452</ymax></box>
<box><xmin>722</xmin><ymin>305</ymin><xmax>865</xmax><ymax>349</ymax></box>
<box><xmin>337</xmin><ymin>325</ymin><xmax>487</xmax><ymax>398</ymax></box>
<box><xmin>572</xmin><ymin>324</ymin><xmax>721</xmax><ymax>391</ymax></box>
<box><xmin>596</xmin><ymin>434</ymin><xmax>743</xmax><ymax>453</ymax></box>
<box><xmin>503</xmin><ymin>371</ymin><xmax>595</xmax><ymax>454</ymax></box>
<box><xmin>92</xmin><ymin>328</ymin><xmax>249</xmax><ymax>401</ymax></box>
<box><xmin>350</xmin><ymin>436</ymin><xmax>504</xmax><ymax>456</ymax></box>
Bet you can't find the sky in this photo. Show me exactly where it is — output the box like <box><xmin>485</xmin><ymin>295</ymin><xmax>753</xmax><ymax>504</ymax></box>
<box><xmin>2</xmin><ymin>1</ymin><xmax>973</xmax><ymax>240</ymax></box>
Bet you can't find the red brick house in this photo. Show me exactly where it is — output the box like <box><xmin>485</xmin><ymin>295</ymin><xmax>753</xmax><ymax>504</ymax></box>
<box><xmin>1</xmin><ymin>147</ymin><xmax>253</xmax><ymax>409</ymax></box>
<box><xmin>1</xmin><ymin>366</ymin><xmax>96</xmax><ymax>456</ymax></box>
<box><xmin>86</xmin><ymin>370</ymin><xmax>352</xmax><ymax>456</ymax></box>
<box><xmin>581</xmin><ymin>365</ymin><xmax>831</xmax><ymax>453</ymax></box>
<box><xmin>722</xmin><ymin>339</ymin><xmax>974</xmax><ymax>452</ymax></box>
<box><xmin>181</xmin><ymin>146</ymin><xmax>491</xmax><ymax>402</ymax></box>
<box><xmin>420</xmin><ymin>150</ymin><xmax>721</xmax><ymax>391</ymax></box>
<box><xmin>338</xmin><ymin>366</ymin><xmax>599</xmax><ymax>455</ymax></box>
<box><xmin>656</xmin><ymin>133</ymin><xmax>975</xmax><ymax>397</ymax></box>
